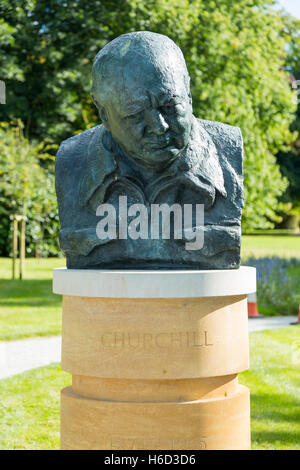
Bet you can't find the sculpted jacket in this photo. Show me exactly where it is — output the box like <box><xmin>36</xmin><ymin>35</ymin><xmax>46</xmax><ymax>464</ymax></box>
<box><xmin>55</xmin><ymin>116</ymin><xmax>244</xmax><ymax>269</ymax></box>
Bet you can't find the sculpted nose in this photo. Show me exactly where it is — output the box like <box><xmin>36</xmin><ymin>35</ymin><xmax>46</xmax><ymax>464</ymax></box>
<box><xmin>147</xmin><ymin>110</ymin><xmax>169</xmax><ymax>135</ymax></box>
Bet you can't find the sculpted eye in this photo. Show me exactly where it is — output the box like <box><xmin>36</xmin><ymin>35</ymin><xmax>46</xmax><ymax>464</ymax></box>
<box><xmin>125</xmin><ymin>111</ymin><xmax>144</xmax><ymax>121</ymax></box>
<box><xmin>161</xmin><ymin>104</ymin><xmax>175</xmax><ymax>113</ymax></box>
<box><xmin>160</xmin><ymin>103</ymin><xmax>183</xmax><ymax>115</ymax></box>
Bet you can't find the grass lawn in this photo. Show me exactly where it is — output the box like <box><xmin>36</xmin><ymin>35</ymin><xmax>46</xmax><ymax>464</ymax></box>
<box><xmin>0</xmin><ymin>327</ymin><xmax>299</xmax><ymax>450</ymax></box>
<box><xmin>241</xmin><ymin>235</ymin><xmax>300</xmax><ymax>260</ymax></box>
<box><xmin>0</xmin><ymin>257</ymin><xmax>65</xmax><ymax>341</ymax></box>
<box><xmin>239</xmin><ymin>327</ymin><xmax>300</xmax><ymax>450</ymax></box>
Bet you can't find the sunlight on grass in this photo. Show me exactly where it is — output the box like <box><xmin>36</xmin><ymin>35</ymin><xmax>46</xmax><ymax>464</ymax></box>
<box><xmin>0</xmin><ymin>364</ymin><xmax>70</xmax><ymax>450</ymax></box>
<box><xmin>239</xmin><ymin>327</ymin><xmax>300</xmax><ymax>450</ymax></box>
<box><xmin>0</xmin><ymin>257</ymin><xmax>65</xmax><ymax>280</ymax></box>
<box><xmin>242</xmin><ymin>236</ymin><xmax>300</xmax><ymax>260</ymax></box>
<box><xmin>0</xmin><ymin>258</ymin><xmax>65</xmax><ymax>340</ymax></box>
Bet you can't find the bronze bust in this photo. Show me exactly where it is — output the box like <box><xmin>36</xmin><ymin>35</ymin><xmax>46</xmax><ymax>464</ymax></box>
<box><xmin>55</xmin><ymin>32</ymin><xmax>243</xmax><ymax>269</ymax></box>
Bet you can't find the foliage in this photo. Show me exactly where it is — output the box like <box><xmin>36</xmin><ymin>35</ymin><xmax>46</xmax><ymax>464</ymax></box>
<box><xmin>276</xmin><ymin>16</ymin><xmax>300</xmax><ymax>216</ymax></box>
<box><xmin>0</xmin><ymin>122</ymin><xmax>60</xmax><ymax>257</ymax></box>
<box><xmin>246</xmin><ymin>256</ymin><xmax>300</xmax><ymax>314</ymax></box>
<box><xmin>0</xmin><ymin>0</ymin><xmax>298</xmax><ymax>231</ymax></box>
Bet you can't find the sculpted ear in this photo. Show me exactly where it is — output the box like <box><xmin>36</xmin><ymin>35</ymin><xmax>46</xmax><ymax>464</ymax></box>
<box><xmin>91</xmin><ymin>92</ymin><xmax>99</xmax><ymax>109</ymax></box>
<box><xmin>99</xmin><ymin>107</ymin><xmax>110</xmax><ymax>131</ymax></box>
<box><xmin>91</xmin><ymin>93</ymin><xmax>111</xmax><ymax>131</ymax></box>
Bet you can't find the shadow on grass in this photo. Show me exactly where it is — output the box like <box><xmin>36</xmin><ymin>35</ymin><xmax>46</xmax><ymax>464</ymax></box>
<box><xmin>0</xmin><ymin>279</ymin><xmax>61</xmax><ymax>307</ymax></box>
<box><xmin>250</xmin><ymin>392</ymin><xmax>300</xmax><ymax>447</ymax></box>
<box><xmin>251</xmin><ymin>430</ymin><xmax>300</xmax><ymax>448</ymax></box>
<box><xmin>251</xmin><ymin>392</ymin><xmax>300</xmax><ymax>423</ymax></box>
<box><xmin>251</xmin><ymin>429</ymin><xmax>300</xmax><ymax>448</ymax></box>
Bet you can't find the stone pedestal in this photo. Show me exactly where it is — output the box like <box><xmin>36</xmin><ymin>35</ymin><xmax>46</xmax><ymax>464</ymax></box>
<box><xmin>53</xmin><ymin>267</ymin><xmax>256</xmax><ymax>450</ymax></box>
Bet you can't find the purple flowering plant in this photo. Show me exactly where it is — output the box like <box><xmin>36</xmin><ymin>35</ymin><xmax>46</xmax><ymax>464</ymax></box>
<box><xmin>245</xmin><ymin>257</ymin><xmax>300</xmax><ymax>315</ymax></box>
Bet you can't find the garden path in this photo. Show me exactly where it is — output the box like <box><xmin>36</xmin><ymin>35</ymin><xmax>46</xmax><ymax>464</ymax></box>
<box><xmin>0</xmin><ymin>336</ymin><xmax>61</xmax><ymax>380</ymax></box>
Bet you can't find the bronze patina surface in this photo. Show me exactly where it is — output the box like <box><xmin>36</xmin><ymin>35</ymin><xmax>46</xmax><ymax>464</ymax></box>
<box><xmin>55</xmin><ymin>32</ymin><xmax>243</xmax><ymax>269</ymax></box>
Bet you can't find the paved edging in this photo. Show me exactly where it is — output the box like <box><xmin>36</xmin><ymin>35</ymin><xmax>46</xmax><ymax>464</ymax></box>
<box><xmin>248</xmin><ymin>315</ymin><xmax>297</xmax><ymax>332</ymax></box>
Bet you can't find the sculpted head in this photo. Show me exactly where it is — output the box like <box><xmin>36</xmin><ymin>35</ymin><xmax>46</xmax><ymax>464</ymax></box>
<box><xmin>91</xmin><ymin>32</ymin><xmax>193</xmax><ymax>169</ymax></box>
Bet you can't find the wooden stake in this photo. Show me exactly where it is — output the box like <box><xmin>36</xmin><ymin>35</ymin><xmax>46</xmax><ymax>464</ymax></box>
<box><xmin>12</xmin><ymin>215</ymin><xmax>26</xmax><ymax>280</ymax></box>
<box><xmin>20</xmin><ymin>218</ymin><xmax>26</xmax><ymax>280</ymax></box>
<box><xmin>12</xmin><ymin>216</ymin><xmax>18</xmax><ymax>280</ymax></box>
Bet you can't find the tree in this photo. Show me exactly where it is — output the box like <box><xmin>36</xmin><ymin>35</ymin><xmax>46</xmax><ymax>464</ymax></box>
<box><xmin>0</xmin><ymin>121</ymin><xmax>60</xmax><ymax>256</ymax></box>
<box><xmin>276</xmin><ymin>15</ymin><xmax>300</xmax><ymax>226</ymax></box>
<box><xmin>0</xmin><ymin>0</ymin><xmax>297</xmax><ymax>231</ymax></box>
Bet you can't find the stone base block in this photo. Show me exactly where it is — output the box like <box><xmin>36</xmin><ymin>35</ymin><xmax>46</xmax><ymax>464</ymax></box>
<box><xmin>54</xmin><ymin>267</ymin><xmax>255</xmax><ymax>450</ymax></box>
<box><xmin>61</xmin><ymin>295</ymin><xmax>249</xmax><ymax>379</ymax></box>
<box><xmin>61</xmin><ymin>384</ymin><xmax>250</xmax><ymax>450</ymax></box>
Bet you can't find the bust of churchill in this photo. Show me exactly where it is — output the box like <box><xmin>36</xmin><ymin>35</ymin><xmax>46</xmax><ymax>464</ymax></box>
<box><xmin>55</xmin><ymin>31</ymin><xmax>244</xmax><ymax>269</ymax></box>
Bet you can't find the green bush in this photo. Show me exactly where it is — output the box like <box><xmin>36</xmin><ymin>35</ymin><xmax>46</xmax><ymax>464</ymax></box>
<box><xmin>0</xmin><ymin>121</ymin><xmax>61</xmax><ymax>257</ymax></box>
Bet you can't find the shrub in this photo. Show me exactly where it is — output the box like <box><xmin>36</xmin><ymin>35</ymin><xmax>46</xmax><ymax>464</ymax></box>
<box><xmin>0</xmin><ymin>121</ymin><xmax>61</xmax><ymax>257</ymax></box>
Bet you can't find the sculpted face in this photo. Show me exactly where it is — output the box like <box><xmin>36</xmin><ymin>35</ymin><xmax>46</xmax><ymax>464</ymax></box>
<box><xmin>106</xmin><ymin>70</ymin><xmax>192</xmax><ymax>168</ymax></box>
<box><xmin>92</xmin><ymin>34</ymin><xmax>193</xmax><ymax>169</ymax></box>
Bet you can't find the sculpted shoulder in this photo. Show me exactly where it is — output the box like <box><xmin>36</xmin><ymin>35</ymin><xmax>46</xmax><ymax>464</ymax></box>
<box><xmin>55</xmin><ymin>125</ymin><xmax>104</xmax><ymax>203</ymax></box>
<box><xmin>198</xmin><ymin>119</ymin><xmax>243</xmax><ymax>153</ymax></box>
<box><xmin>198</xmin><ymin>118</ymin><xmax>243</xmax><ymax>176</ymax></box>
<box><xmin>55</xmin><ymin>125</ymin><xmax>104</xmax><ymax>164</ymax></box>
<box><xmin>198</xmin><ymin>119</ymin><xmax>243</xmax><ymax>147</ymax></box>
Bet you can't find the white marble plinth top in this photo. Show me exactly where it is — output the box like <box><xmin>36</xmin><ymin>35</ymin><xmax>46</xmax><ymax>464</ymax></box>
<box><xmin>53</xmin><ymin>266</ymin><xmax>256</xmax><ymax>298</ymax></box>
